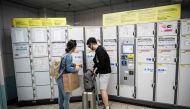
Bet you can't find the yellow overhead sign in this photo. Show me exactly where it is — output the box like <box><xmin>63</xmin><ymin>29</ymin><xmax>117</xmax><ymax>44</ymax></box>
<box><xmin>12</xmin><ymin>18</ymin><xmax>67</xmax><ymax>27</ymax></box>
<box><xmin>103</xmin><ymin>4</ymin><xmax>181</xmax><ymax>26</ymax></box>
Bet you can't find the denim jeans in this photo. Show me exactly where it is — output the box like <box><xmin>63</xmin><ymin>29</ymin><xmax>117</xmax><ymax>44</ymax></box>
<box><xmin>57</xmin><ymin>77</ymin><xmax>71</xmax><ymax>109</ymax></box>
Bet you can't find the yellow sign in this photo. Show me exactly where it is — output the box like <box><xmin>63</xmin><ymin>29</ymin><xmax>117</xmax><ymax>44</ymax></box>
<box><xmin>12</xmin><ymin>18</ymin><xmax>67</xmax><ymax>27</ymax></box>
<box><xmin>128</xmin><ymin>54</ymin><xmax>134</xmax><ymax>58</ymax></box>
<box><xmin>12</xmin><ymin>18</ymin><xmax>30</xmax><ymax>27</ymax></box>
<box><xmin>29</xmin><ymin>18</ymin><xmax>43</xmax><ymax>27</ymax></box>
<box><xmin>103</xmin><ymin>4</ymin><xmax>181</xmax><ymax>26</ymax></box>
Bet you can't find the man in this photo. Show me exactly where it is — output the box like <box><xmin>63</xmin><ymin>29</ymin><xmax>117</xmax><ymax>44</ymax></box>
<box><xmin>87</xmin><ymin>37</ymin><xmax>111</xmax><ymax>109</ymax></box>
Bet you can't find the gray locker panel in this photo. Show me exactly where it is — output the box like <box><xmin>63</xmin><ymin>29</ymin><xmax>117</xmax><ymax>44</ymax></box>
<box><xmin>85</xmin><ymin>26</ymin><xmax>101</xmax><ymax>40</ymax></box>
<box><xmin>14</xmin><ymin>58</ymin><xmax>31</xmax><ymax>72</ymax></box>
<box><xmin>137</xmin><ymin>37</ymin><xmax>154</xmax><ymax>46</ymax></box>
<box><xmin>156</xmin><ymin>64</ymin><xmax>175</xmax><ymax>104</ymax></box>
<box><xmin>157</xmin><ymin>21</ymin><xmax>178</xmax><ymax>36</ymax></box>
<box><xmin>107</xmin><ymin>73</ymin><xmax>117</xmax><ymax>96</ymax></box>
<box><xmin>137</xmin><ymin>46</ymin><xmax>154</xmax><ymax>64</ymax></box>
<box><xmin>32</xmin><ymin>43</ymin><xmax>48</xmax><ymax>57</ymax></box>
<box><xmin>137</xmin><ymin>23</ymin><xmax>154</xmax><ymax>37</ymax></box>
<box><xmin>180</xmin><ymin>35</ymin><xmax>190</xmax><ymax>50</ymax></box>
<box><xmin>86</xmin><ymin>52</ymin><xmax>95</xmax><ymax>69</ymax></box>
<box><xmin>72</xmin><ymin>53</ymin><xmax>83</xmax><ymax>75</ymax></box>
<box><xmin>178</xmin><ymin>65</ymin><xmax>190</xmax><ymax>107</ymax></box>
<box><xmin>17</xmin><ymin>87</ymin><xmax>33</xmax><ymax>101</ymax></box>
<box><xmin>120</xmin><ymin>85</ymin><xmax>134</xmax><ymax>98</ymax></box>
<box><xmin>30</xmin><ymin>28</ymin><xmax>47</xmax><ymax>42</ymax></box>
<box><xmin>11</xmin><ymin>28</ymin><xmax>28</xmax><ymax>43</ymax></box>
<box><xmin>136</xmin><ymin>63</ymin><xmax>153</xmax><ymax>101</ymax></box>
<box><xmin>53</xmin><ymin>85</ymin><xmax>58</xmax><ymax>98</ymax></box>
<box><xmin>50</xmin><ymin>43</ymin><xmax>65</xmax><ymax>57</ymax></box>
<box><xmin>181</xmin><ymin>19</ymin><xmax>190</xmax><ymax>35</ymax></box>
<box><xmin>157</xmin><ymin>36</ymin><xmax>177</xmax><ymax>49</ymax></box>
<box><xmin>33</xmin><ymin>57</ymin><xmax>49</xmax><ymax>71</ymax></box>
<box><xmin>49</xmin><ymin>27</ymin><xmax>66</xmax><ymax>42</ymax></box>
<box><xmin>103</xmin><ymin>26</ymin><xmax>117</xmax><ymax>39</ymax></box>
<box><xmin>157</xmin><ymin>49</ymin><xmax>176</xmax><ymax>64</ymax></box>
<box><xmin>34</xmin><ymin>72</ymin><xmax>50</xmax><ymax>85</ymax></box>
<box><xmin>180</xmin><ymin>51</ymin><xmax>190</xmax><ymax>64</ymax></box>
<box><xmin>12</xmin><ymin>43</ymin><xmax>30</xmax><ymax>58</ymax></box>
<box><xmin>16</xmin><ymin>73</ymin><xmax>32</xmax><ymax>87</ymax></box>
<box><xmin>71</xmin><ymin>75</ymin><xmax>84</xmax><ymax>97</ymax></box>
<box><xmin>68</xmin><ymin>26</ymin><xmax>84</xmax><ymax>40</ymax></box>
<box><xmin>118</xmin><ymin>25</ymin><xmax>134</xmax><ymax>37</ymax></box>
<box><xmin>36</xmin><ymin>85</ymin><xmax>51</xmax><ymax>100</ymax></box>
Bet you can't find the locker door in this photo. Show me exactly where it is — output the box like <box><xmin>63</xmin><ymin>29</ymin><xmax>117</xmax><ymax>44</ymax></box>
<box><xmin>53</xmin><ymin>85</ymin><xmax>58</xmax><ymax>98</ymax></box>
<box><xmin>11</xmin><ymin>28</ymin><xmax>28</xmax><ymax>43</ymax></box>
<box><xmin>34</xmin><ymin>72</ymin><xmax>50</xmax><ymax>85</ymax></box>
<box><xmin>107</xmin><ymin>74</ymin><xmax>117</xmax><ymax>96</ymax></box>
<box><xmin>14</xmin><ymin>58</ymin><xmax>31</xmax><ymax>72</ymax></box>
<box><xmin>181</xmin><ymin>19</ymin><xmax>190</xmax><ymax>35</ymax></box>
<box><xmin>12</xmin><ymin>43</ymin><xmax>30</xmax><ymax>58</ymax></box>
<box><xmin>156</xmin><ymin>64</ymin><xmax>175</xmax><ymax>104</ymax></box>
<box><xmin>137</xmin><ymin>23</ymin><xmax>154</xmax><ymax>37</ymax></box>
<box><xmin>68</xmin><ymin>27</ymin><xmax>84</xmax><ymax>41</ymax></box>
<box><xmin>33</xmin><ymin>57</ymin><xmax>49</xmax><ymax>71</ymax></box>
<box><xmin>16</xmin><ymin>73</ymin><xmax>32</xmax><ymax>87</ymax></box>
<box><xmin>157</xmin><ymin>21</ymin><xmax>178</xmax><ymax>36</ymax></box>
<box><xmin>178</xmin><ymin>65</ymin><xmax>190</xmax><ymax>107</ymax></box>
<box><xmin>118</xmin><ymin>25</ymin><xmax>134</xmax><ymax>37</ymax></box>
<box><xmin>30</xmin><ymin>28</ymin><xmax>47</xmax><ymax>42</ymax></box>
<box><xmin>49</xmin><ymin>27</ymin><xmax>66</xmax><ymax>42</ymax></box>
<box><xmin>120</xmin><ymin>86</ymin><xmax>134</xmax><ymax>98</ymax></box>
<box><xmin>36</xmin><ymin>85</ymin><xmax>51</xmax><ymax>99</ymax></box>
<box><xmin>137</xmin><ymin>46</ymin><xmax>154</xmax><ymax>64</ymax></box>
<box><xmin>17</xmin><ymin>87</ymin><xmax>33</xmax><ymax>101</ymax></box>
<box><xmin>136</xmin><ymin>63</ymin><xmax>154</xmax><ymax>101</ymax></box>
<box><xmin>103</xmin><ymin>26</ymin><xmax>117</xmax><ymax>39</ymax></box>
<box><xmin>50</xmin><ymin>43</ymin><xmax>65</xmax><ymax>57</ymax></box>
<box><xmin>32</xmin><ymin>43</ymin><xmax>48</xmax><ymax>57</ymax></box>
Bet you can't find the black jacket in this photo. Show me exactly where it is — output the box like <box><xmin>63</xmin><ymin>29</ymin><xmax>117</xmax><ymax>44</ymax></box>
<box><xmin>93</xmin><ymin>45</ymin><xmax>111</xmax><ymax>74</ymax></box>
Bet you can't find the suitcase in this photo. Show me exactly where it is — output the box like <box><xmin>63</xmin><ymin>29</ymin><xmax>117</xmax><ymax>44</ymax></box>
<box><xmin>82</xmin><ymin>92</ymin><xmax>96</xmax><ymax>109</ymax></box>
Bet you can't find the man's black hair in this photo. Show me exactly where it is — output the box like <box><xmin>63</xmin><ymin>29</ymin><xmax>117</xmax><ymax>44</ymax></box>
<box><xmin>87</xmin><ymin>37</ymin><xmax>97</xmax><ymax>45</ymax></box>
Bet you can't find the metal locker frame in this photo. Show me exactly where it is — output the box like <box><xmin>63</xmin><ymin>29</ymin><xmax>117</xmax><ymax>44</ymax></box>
<box><xmin>84</xmin><ymin>26</ymin><xmax>101</xmax><ymax>94</ymax></box>
<box><xmin>67</xmin><ymin>26</ymin><xmax>85</xmax><ymax>97</ymax></box>
<box><xmin>102</xmin><ymin>26</ymin><xmax>118</xmax><ymax>96</ymax></box>
<box><xmin>118</xmin><ymin>24</ymin><xmax>136</xmax><ymax>98</ymax></box>
<box><xmin>136</xmin><ymin>23</ymin><xmax>156</xmax><ymax>101</ymax></box>
<box><xmin>177</xmin><ymin>19</ymin><xmax>190</xmax><ymax>107</ymax></box>
<box><xmin>156</xmin><ymin>20</ymin><xmax>179</xmax><ymax>104</ymax></box>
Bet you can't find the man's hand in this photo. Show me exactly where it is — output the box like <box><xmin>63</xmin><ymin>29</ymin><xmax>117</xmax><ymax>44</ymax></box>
<box><xmin>93</xmin><ymin>67</ymin><xmax>97</xmax><ymax>75</ymax></box>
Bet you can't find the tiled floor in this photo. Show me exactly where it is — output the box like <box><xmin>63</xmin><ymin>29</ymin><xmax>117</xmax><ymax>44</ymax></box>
<box><xmin>8</xmin><ymin>101</ymin><xmax>155</xmax><ymax>109</ymax></box>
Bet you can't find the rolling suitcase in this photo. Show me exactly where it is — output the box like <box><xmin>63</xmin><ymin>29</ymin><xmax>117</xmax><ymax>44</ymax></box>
<box><xmin>82</xmin><ymin>92</ymin><xmax>96</xmax><ymax>109</ymax></box>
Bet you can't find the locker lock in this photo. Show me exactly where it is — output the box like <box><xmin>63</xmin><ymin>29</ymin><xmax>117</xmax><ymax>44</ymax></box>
<box><xmin>132</xmin><ymin>93</ymin><xmax>136</xmax><ymax>98</ymax></box>
<box><xmin>173</xmin><ymin>85</ymin><xmax>177</xmax><ymax>90</ymax></box>
<box><xmin>151</xmin><ymin>83</ymin><xmax>155</xmax><ymax>88</ymax></box>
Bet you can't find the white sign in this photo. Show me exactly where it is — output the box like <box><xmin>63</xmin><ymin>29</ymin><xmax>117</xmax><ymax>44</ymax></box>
<box><xmin>13</xmin><ymin>43</ymin><xmax>29</xmax><ymax>58</ymax></box>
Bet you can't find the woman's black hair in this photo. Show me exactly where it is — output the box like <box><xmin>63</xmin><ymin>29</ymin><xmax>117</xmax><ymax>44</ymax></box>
<box><xmin>65</xmin><ymin>40</ymin><xmax>77</xmax><ymax>53</ymax></box>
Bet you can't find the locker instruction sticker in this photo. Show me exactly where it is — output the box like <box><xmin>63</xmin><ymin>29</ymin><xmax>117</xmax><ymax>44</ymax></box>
<box><xmin>13</xmin><ymin>43</ymin><xmax>29</xmax><ymax>58</ymax></box>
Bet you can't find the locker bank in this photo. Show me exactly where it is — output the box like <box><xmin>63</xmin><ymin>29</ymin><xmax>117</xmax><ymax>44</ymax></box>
<box><xmin>0</xmin><ymin>0</ymin><xmax>190</xmax><ymax>109</ymax></box>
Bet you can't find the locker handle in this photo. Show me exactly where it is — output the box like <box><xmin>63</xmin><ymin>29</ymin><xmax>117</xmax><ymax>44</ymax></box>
<box><xmin>175</xmin><ymin>29</ymin><xmax>178</xmax><ymax>34</ymax></box>
<box><xmin>174</xmin><ymin>58</ymin><xmax>177</xmax><ymax>63</ymax></box>
<box><xmin>173</xmin><ymin>85</ymin><xmax>177</xmax><ymax>90</ymax></box>
<box><xmin>153</xmin><ymin>31</ymin><xmax>155</xmax><ymax>35</ymax></box>
<box><xmin>175</xmin><ymin>44</ymin><xmax>177</xmax><ymax>48</ymax></box>
<box><xmin>151</xmin><ymin>83</ymin><xmax>155</xmax><ymax>88</ymax></box>
<box><xmin>133</xmin><ymin>32</ymin><xmax>135</xmax><ymax>36</ymax></box>
<box><xmin>132</xmin><ymin>93</ymin><xmax>136</xmax><ymax>98</ymax></box>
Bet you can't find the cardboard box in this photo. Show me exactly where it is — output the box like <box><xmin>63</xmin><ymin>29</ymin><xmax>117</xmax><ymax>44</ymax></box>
<box><xmin>63</xmin><ymin>72</ymin><xmax>80</xmax><ymax>92</ymax></box>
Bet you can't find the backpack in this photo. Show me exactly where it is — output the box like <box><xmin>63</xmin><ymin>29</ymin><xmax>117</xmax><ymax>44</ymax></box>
<box><xmin>83</xmin><ymin>69</ymin><xmax>96</xmax><ymax>92</ymax></box>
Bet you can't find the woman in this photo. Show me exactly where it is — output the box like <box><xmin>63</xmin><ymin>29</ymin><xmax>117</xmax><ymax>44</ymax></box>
<box><xmin>56</xmin><ymin>40</ymin><xmax>80</xmax><ymax>109</ymax></box>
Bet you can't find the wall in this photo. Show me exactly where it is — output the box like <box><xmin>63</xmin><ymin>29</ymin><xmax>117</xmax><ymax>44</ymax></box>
<box><xmin>0</xmin><ymin>0</ymin><xmax>39</xmax><ymax>101</ymax></box>
<box><xmin>71</xmin><ymin>0</ymin><xmax>190</xmax><ymax>26</ymax></box>
<box><xmin>56</xmin><ymin>11</ymin><xmax>75</xmax><ymax>25</ymax></box>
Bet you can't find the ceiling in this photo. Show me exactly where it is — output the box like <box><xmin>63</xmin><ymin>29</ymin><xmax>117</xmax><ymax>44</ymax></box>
<box><xmin>4</xmin><ymin>0</ymin><xmax>188</xmax><ymax>12</ymax></box>
<box><xmin>4</xmin><ymin>0</ymin><xmax>141</xmax><ymax>12</ymax></box>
